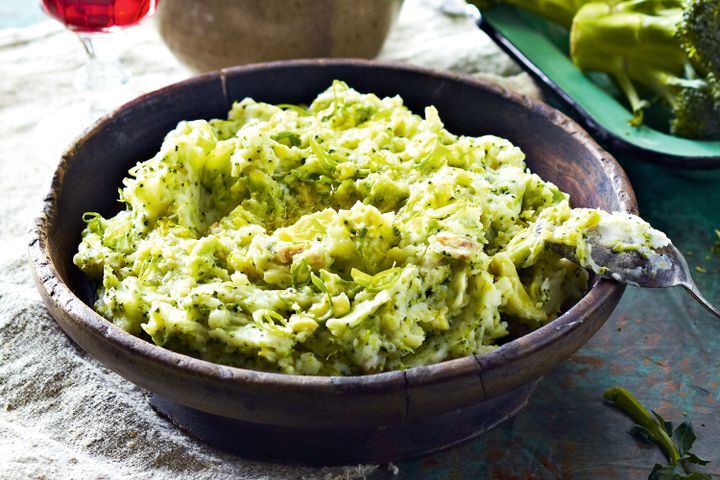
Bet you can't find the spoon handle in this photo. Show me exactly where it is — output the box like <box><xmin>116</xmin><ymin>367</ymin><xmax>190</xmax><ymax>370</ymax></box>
<box><xmin>682</xmin><ymin>281</ymin><xmax>720</xmax><ymax>319</ymax></box>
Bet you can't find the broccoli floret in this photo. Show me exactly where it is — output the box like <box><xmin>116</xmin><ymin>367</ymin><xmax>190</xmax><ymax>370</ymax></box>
<box><xmin>677</xmin><ymin>0</ymin><xmax>720</xmax><ymax>77</ymax></box>
<box><xmin>641</xmin><ymin>71</ymin><xmax>720</xmax><ymax>139</ymax></box>
<box><xmin>665</xmin><ymin>77</ymin><xmax>720</xmax><ymax>140</ymax></box>
<box><xmin>570</xmin><ymin>0</ymin><xmax>720</xmax><ymax>139</ymax></box>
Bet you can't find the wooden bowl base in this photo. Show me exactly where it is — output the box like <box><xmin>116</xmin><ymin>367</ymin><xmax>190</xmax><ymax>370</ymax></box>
<box><xmin>147</xmin><ymin>379</ymin><xmax>539</xmax><ymax>465</ymax></box>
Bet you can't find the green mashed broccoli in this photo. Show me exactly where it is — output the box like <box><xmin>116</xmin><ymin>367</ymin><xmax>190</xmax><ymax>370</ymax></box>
<box><xmin>74</xmin><ymin>81</ymin><xmax>653</xmax><ymax>375</ymax></box>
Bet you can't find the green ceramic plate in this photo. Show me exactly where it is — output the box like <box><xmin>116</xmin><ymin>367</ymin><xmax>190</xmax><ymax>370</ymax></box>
<box><xmin>478</xmin><ymin>5</ymin><xmax>720</xmax><ymax>169</ymax></box>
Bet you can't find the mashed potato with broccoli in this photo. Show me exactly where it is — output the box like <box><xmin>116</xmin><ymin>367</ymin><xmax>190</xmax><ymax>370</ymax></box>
<box><xmin>74</xmin><ymin>81</ymin><xmax>617</xmax><ymax>375</ymax></box>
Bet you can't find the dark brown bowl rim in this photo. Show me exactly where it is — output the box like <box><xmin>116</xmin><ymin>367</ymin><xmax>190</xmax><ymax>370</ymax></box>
<box><xmin>29</xmin><ymin>58</ymin><xmax>635</xmax><ymax>393</ymax></box>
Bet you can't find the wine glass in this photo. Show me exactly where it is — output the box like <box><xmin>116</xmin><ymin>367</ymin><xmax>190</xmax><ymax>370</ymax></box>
<box><xmin>41</xmin><ymin>0</ymin><xmax>157</xmax><ymax>95</ymax></box>
<box><xmin>35</xmin><ymin>0</ymin><xmax>158</xmax><ymax>169</ymax></box>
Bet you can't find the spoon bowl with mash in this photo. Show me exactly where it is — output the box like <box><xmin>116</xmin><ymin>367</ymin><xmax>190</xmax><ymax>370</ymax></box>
<box><xmin>550</xmin><ymin>231</ymin><xmax>720</xmax><ymax>318</ymax></box>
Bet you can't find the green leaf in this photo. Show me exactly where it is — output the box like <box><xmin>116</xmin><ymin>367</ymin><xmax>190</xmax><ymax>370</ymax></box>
<box><xmin>649</xmin><ymin>463</ymin><xmax>683</xmax><ymax>480</ymax></box>
<box><xmin>681</xmin><ymin>474</ymin><xmax>714</xmax><ymax>480</ymax></box>
<box><xmin>652</xmin><ymin>410</ymin><xmax>674</xmax><ymax>436</ymax></box>
<box><xmin>629</xmin><ymin>425</ymin><xmax>655</xmax><ymax>444</ymax></box>
<box><xmin>604</xmin><ymin>387</ymin><xmax>712</xmax><ymax>479</ymax></box>
<box><xmin>604</xmin><ymin>387</ymin><xmax>680</xmax><ymax>464</ymax></box>
<box><xmin>648</xmin><ymin>462</ymin><xmax>713</xmax><ymax>480</ymax></box>
<box><xmin>681</xmin><ymin>452</ymin><xmax>711</xmax><ymax>467</ymax></box>
<box><xmin>673</xmin><ymin>422</ymin><xmax>697</xmax><ymax>456</ymax></box>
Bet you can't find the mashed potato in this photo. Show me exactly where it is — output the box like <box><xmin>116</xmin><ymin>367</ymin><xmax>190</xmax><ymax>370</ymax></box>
<box><xmin>74</xmin><ymin>81</ymin><xmax>656</xmax><ymax>375</ymax></box>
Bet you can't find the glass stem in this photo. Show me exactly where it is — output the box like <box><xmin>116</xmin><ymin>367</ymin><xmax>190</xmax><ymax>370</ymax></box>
<box><xmin>79</xmin><ymin>34</ymin><xmax>97</xmax><ymax>61</ymax></box>
<box><xmin>73</xmin><ymin>33</ymin><xmax>129</xmax><ymax>93</ymax></box>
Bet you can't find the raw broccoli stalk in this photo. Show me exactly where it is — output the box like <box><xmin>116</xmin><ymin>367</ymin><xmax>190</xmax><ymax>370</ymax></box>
<box><xmin>570</xmin><ymin>0</ymin><xmax>720</xmax><ymax>139</ymax></box>
<box><xmin>471</xmin><ymin>0</ymin><xmax>591</xmax><ymax>28</ymax></box>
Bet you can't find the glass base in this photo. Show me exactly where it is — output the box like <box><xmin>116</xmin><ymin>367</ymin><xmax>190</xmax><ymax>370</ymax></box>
<box><xmin>73</xmin><ymin>59</ymin><xmax>129</xmax><ymax>92</ymax></box>
<box><xmin>73</xmin><ymin>33</ymin><xmax>133</xmax><ymax>118</ymax></box>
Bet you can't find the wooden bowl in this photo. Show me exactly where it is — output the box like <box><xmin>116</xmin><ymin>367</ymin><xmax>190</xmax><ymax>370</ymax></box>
<box><xmin>156</xmin><ymin>0</ymin><xmax>403</xmax><ymax>72</ymax></box>
<box><xmin>29</xmin><ymin>60</ymin><xmax>635</xmax><ymax>465</ymax></box>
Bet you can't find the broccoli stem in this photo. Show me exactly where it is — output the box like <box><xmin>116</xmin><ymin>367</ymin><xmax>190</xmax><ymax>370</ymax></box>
<box><xmin>637</xmin><ymin>69</ymin><xmax>701</xmax><ymax>105</ymax></box>
<box><xmin>472</xmin><ymin>0</ymin><xmax>591</xmax><ymax>28</ymax></box>
<box><xmin>613</xmin><ymin>73</ymin><xmax>648</xmax><ymax>126</ymax></box>
<box><xmin>603</xmin><ymin>387</ymin><xmax>681</xmax><ymax>465</ymax></box>
<box><xmin>568</xmin><ymin>0</ymin><xmax>720</xmax><ymax>138</ymax></box>
<box><xmin>570</xmin><ymin>1</ymin><xmax>688</xmax><ymax>79</ymax></box>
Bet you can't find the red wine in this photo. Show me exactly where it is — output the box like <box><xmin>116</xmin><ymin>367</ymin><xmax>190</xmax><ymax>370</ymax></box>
<box><xmin>41</xmin><ymin>0</ymin><xmax>156</xmax><ymax>33</ymax></box>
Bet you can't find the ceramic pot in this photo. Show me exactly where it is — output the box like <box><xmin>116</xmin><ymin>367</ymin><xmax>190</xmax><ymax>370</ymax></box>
<box><xmin>156</xmin><ymin>0</ymin><xmax>404</xmax><ymax>72</ymax></box>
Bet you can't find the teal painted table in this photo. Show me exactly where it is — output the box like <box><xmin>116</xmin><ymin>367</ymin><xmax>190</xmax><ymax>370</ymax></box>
<box><xmin>368</xmin><ymin>119</ymin><xmax>720</xmax><ymax>479</ymax></box>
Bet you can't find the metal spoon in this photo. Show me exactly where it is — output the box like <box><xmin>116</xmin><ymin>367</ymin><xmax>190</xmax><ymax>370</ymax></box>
<box><xmin>549</xmin><ymin>231</ymin><xmax>720</xmax><ymax>319</ymax></box>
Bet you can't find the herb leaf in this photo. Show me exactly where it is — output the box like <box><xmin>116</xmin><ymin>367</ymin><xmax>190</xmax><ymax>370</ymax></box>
<box><xmin>671</xmin><ymin>422</ymin><xmax>710</xmax><ymax>466</ymax></box>
<box><xmin>673</xmin><ymin>422</ymin><xmax>697</xmax><ymax>456</ymax></box>
<box><xmin>652</xmin><ymin>410</ymin><xmax>674</xmax><ymax>437</ymax></box>
<box><xmin>650</xmin><ymin>463</ymin><xmax>711</xmax><ymax>480</ymax></box>
<box><xmin>629</xmin><ymin>424</ymin><xmax>656</xmax><ymax>445</ymax></box>
<box><xmin>604</xmin><ymin>387</ymin><xmax>712</xmax><ymax>480</ymax></box>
